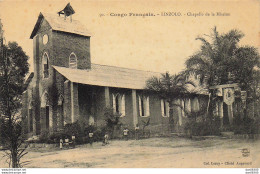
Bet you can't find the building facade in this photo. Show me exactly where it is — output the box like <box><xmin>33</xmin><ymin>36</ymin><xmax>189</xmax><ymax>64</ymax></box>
<box><xmin>22</xmin><ymin>4</ymin><xmax>214</xmax><ymax>137</ymax></box>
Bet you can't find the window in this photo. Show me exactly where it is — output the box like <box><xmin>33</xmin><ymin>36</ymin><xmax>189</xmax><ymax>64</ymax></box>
<box><xmin>42</xmin><ymin>52</ymin><xmax>49</xmax><ymax>78</ymax></box>
<box><xmin>58</xmin><ymin>95</ymin><xmax>64</xmax><ymax>128</ymax></box>
<box><xmin>181</xmin><ymin>99</ymin><xmax>185</xmax><ymax>117</ymax></box>
<box><xmin>29</xmin><ymin>109</ymin><xmax>33</xmax><ymax>132</ymax></box>
<box><xmin>43</xmin><ymin>34</ymin><xmax>48</xmax><ymax>45</ymax></box>
<box><xmin>69</xmin><ymin>52</ymin><xmax>77</xmax><ymax>69</ymax></box>
<box><xmin>28</xmin><ymin>101</ymin><xmax>33</xmax><ymax>132</ymax></box>
<box><xmin>161</xmin><ymin>99</ymin><xmax>169</xmax><ymax>117</ymax></box>
<box><xmin>46</xmin><ymin>106</ymin><xmax>49</xmax><ymax>129</ymax></box>
<box><xmin>112</xmin><ymin>93</ymin><xmax>126</xmax><ymax>117</ymax></box>
<box><xmin>41</xmin><ymin>91</ymin><xmax>49</xmax><ymax>129</ymax></box>
<box><xmin>115</xmin><ymin>95</ymin><xmax>120</xmax><ymax>113</ymax></box>
<box><xmin>138</xmin><ymin>95</ymin><xmax>150</xmax><ymax>117</ymax></box>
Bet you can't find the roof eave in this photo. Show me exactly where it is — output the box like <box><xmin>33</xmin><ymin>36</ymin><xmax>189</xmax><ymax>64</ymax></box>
<box><xmin>30</xmin><ymin>13</ymin><xmax>44</xmax><ymax>39</ymax></box>
<box><xmin>23</xmin><ymin>72</ymin><xmax>34</xmax><ymax>90</ymax></box>
<box><xmin>52</xmin><ymin>29</ymin><xmax>92</xmax><ymax>38</ymax></box>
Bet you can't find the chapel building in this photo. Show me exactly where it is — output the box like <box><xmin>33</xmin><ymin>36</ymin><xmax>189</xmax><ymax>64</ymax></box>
<box><xmin>22</xmin><ymin>4</ymin><xmax>213</xmax><ymax>137</ymax></box>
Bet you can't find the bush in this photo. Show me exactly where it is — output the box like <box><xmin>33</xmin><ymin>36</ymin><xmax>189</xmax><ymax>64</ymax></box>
<box><xmin>233</xmin><ymin>114</ymin><xmax>260</xmax><ymax>134</ymax></box>
<box><xmin>63</xmin><ymin>121</ymin><xmax>85</xmax><ymax>144</ymax></box>
<box><xmin>37</xmin><ymin>122</ymin><xmax>84</xmax><ymax>144</ymax></box>
<box><xmin>252</xmin><ymin>117</ymin><xmax>260</xmax><ymax>134</ymax></box>
<box><xmin>103</xmin><ymin>107</ymin><xmax>122</xmax><ymax>138</ymax></box>
<box><xmin>93</xmin><ymin>126</ymin><xmax>107</xmax><ymax>142</ymax></box>
<box><xmin>184</xmin><ymin>116</ymin><xmax>221</xmax><ymax>136</ymax></box>
<box><xmin>38</xmin><ymin>130</ymin><xmax>50</xmax><ymax>143</ymax></box>
<box><xmin>48</xmin><ymin>132</ymin><xmax>70</xmax><ymax>143</ymax></box>
<box><xmin>83</xmin><ymin>125</ymin><xmax>106</xmax><ymax>143</ymax></box>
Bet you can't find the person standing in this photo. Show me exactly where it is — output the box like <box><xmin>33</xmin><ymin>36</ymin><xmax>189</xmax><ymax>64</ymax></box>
<box><xmin>135</xmin><ymin>124</ymin><xmax>140</xmax><ymax>140</ymax></box>
<box><xmin>123</xmin><ymin>128</ymin><xmax>129</xmax><ymax>141</ymax></box>
<box><xmin>89</xmin><ymin>132</ymin><xmax>94</xmax><ymax>146</ymax></box>
<box><xmin>71</xmin><ymin>135</ymin><xmax>76</xmax><ymax>148</ymax></box>
<box><xmin>102</xmin><ymin>133</ymin><xmax>109</xmax><ymax>146</ymax></box>
<box><xmin>59</xmin><ymin>139</ymin><xmax>63</xmax><ymax>149</ymax></box>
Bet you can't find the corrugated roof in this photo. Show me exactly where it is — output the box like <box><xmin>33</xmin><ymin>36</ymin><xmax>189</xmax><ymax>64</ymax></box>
<box><xmin>53</xmin><ymin>64</ymin><xmax>161</xmax><ymax>90</ymax></box>
<box><xmin>30</xmin><ymin>12</ymin><xmax>91</xmax><ymax>39</ymax></box>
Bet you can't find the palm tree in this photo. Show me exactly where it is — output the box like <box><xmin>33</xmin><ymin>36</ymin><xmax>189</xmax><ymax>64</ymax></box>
<box><xmin>185</xmin><ymin>26</ymin><xmax>259</xmax><ymax>117</ymax></box>
<box><xmin>146</xmin><ymin>72</ymin><xmax>195</xmax><ymax>132</ymax></box>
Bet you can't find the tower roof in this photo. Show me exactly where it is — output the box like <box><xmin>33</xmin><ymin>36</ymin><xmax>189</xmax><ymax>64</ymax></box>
<box><xmin>58</xmin><ymin>3</ymin><xmax>75</xmax><ymax>16</ymax></box>
<box><xmin>30</xmin><ymin>12</ymin><xmax>91</xmax><ymax>39</ymax></box>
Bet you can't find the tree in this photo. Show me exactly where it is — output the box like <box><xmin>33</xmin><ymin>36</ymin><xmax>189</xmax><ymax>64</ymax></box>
<box><xmin>146</xmin><ymin>72</ymin><xmax>195</xmax><ymax>132</ymax></box>
<box><xmin>0</xmin><ymin>19</ymin><xmax>29</xmax><ymax>167</ymax></box>
<box><xmin>250</xmin><ymin>68</ymin><xmax>260</xmax><ymax>117</ymax></box>
<box><xmin>103</xmin><ymin>107</ymin><xmax>121</xmax><ymax>138</ymax></box>
<box><xmin>185</xmin><ymin>27</ymin><xmax>260</xmax><ymax>117</ymax></box>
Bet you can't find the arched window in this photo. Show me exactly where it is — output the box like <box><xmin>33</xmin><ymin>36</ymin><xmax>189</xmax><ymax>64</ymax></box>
<box><xmin>138</xmin><ymin>95</ymin><xmax>150</xmax><ymax>117</ymax></box>
<box><xmin>161</xmin><ymin>99</ymin><xmax>169</xmax><ymax>117</ymax></box>
<box><xmin>41</xmin><ymin>91</ymin><xmax>49</xmax><ymax>108</ymax></box>
<box><xmin>115</xmin><ymin>95</ymin><xmax>120</xmax><ymax>113</ymax></box>
<box><xmin>42</xmin><ymin>52</ymin><xmax>49</xmax><ymax>78</ymax></box>
<box><xmin>28</xmin><ymin>101</ymin><xmax>33</xmax><ymax>132</ymax></box>
<box><xmin>41</xmin><ymin>91</ymin><xmax>50</xmax><ymax>129</ymax></box>
<box><xmin>58</xmin><ymin>95</ymin><xmax>64</xmax><ymax>128</ymax></box>
<box><xmin>69</xmin><ymin>52</ymin><xmax>77</xmax><ymax>69</ymax></box>
<box><xmin>112</xmin><ymin>93</ymin><xmax>126</xmax><ymax>117</ymax></box>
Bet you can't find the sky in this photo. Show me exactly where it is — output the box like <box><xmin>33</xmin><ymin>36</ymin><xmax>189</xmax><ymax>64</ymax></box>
<box><xmin>0</xmin><ymin>0</ymin><xmax>259</xmax><ymax>74</ymax></box>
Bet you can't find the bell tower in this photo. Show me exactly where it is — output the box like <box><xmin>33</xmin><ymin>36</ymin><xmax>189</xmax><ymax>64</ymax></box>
<box><xmin>30</xmin><ymin>3</ymin><xmax>91</xmax><ymax>72</ymax></box>
<box><xmin>29</xmin><ymin>2</ymin><xmax>91</xmax><ymax>134</ymax></box>
<box><xmin>58</xmin><ymin>3</ymin><xmax>75</xmax><ymax>22</ymax></box>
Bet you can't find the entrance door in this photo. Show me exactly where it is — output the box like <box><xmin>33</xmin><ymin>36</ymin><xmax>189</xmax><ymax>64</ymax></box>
<box><xmin>223</xmin><ymin>103</ymin><xmax>230</xmax><ymax>126</ymax></box>
<box><xmin>46</xmin><ymin>106</ymin><xmax>49</xmax><ymax>129</ymax></box>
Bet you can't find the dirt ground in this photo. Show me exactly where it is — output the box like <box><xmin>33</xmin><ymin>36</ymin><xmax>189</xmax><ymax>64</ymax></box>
<box><xmin>0</xmin><ymin>137</ymin><xmax>259</xmax><ymax>168</ymax></box>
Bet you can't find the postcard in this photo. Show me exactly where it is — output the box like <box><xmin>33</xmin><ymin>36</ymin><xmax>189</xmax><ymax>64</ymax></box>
<box><xmin>0</xmin><ymin>0</ymin><xmax>259</xmax><ymax>172</ymax></box>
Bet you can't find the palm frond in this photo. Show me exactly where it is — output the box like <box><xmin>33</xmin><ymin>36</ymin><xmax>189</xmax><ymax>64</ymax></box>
<box><xmin>185</xmin><ymin>54</ymin><xmax>205</xmax><ymax>68</ymax></box>
<box><xmin>146</xmin><ymin>76</ymin><xmax>162</xmax><ymax>92</ymax></box>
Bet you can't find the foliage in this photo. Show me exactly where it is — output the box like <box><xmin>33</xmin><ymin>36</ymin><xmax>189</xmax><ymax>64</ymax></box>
<box><xmin>146</xmin><ymin>72</ymin><xmax>194</xmax><ymax>99</ymax></box>
<box><xmin>0</xmin><ymin>19</ymin><xmax>29</xmax><ymax>168</ymax></box>
<box><xmin>83</xmin><ymin>125</ymin><xmax>106</xmax><ymax>142</ymax></box>
<box><xmin>38</xmin><ymin>130</ymin><xmax>50</xmax><ymax>143</ymax></box>
<box><xmin>103</xmin><ymin>107</ymin><xmax>122</xmax><ymax>138</ymax></box>
<box><xmin>249</xmin><ymin>69</ymin><xmax>260</xmax><ymax>117</ymax></box>
<box><xmin>35</xmin><ymin>123</ymin><xmax>105</xmax><ymax>144</ymax></box>
<box><xmin>146</xmin><ymin>72</ymin><xmax>195</xmax><ymax>131</ymax></box>
<box><xmin>1</xmin><ymin>120</ymin><xmax>29</xmax><ymax>167</ymax></box>
<box><xmin>37</xmin><ymin>131</ymin><xmax>70</xmax><ymax>144</ymax></box>
<box><xmin>91</xmin><ymin>126</ymin><xmax>107</xmax><ymax>142</ymax></box>
<box><xmin>185</xmin><ymin>26</ymin><xmax>260</xmax><ymax>117</ymax></box>
<box><xmin>0</xmin><ymin>117</ymin><xmax>7</xmax><ymax>146</ymax></box>
<box><xmin>48</xmin><ymin>132</ymin><xmax>69</xmax><ymax>143</ymax></box>
<box><xmin>233</xmin><ymin>114</ymin><xmax>260</xmax><ymax>134</ymax></box>
<box><xmin>63</xmin><ymin>121</ymin><xmax>85</xmax><ymax>144</ymax></box>
<box><xmin>184</xmin><ymin>116</ymin><xmax>221</xmax><ymax>136</ymax></box>
<box><xmin>141</xmin><ymin>118</ymin><xmax>150</xmax><ymax>137</ymax></box>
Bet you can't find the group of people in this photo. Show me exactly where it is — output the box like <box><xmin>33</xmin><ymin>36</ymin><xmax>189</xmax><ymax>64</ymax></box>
<box><xmin>59</xmin><ymin>135</ymin><xmax>76</xmax><ymax>149</ymax></box>
<box><xmin>88</xmin><ymin>125</ymin><xmax>140</xmax><ymax>146</ymax></box>
<box><xmin>88</xmin><ymin>130</ymin><xmax>109</xmax><ymax>146</ymax></box>
<box><xmin>59</xmin><ymin>125</ymin><xmax>140</xmax><ymax>149</ymax></box>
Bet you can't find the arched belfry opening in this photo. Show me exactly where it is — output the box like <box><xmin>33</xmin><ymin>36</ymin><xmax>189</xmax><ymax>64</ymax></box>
<box><xmin>58</xmin><ymin>3</ymin><xmax>75</xmax><ymax>22</ymax></box>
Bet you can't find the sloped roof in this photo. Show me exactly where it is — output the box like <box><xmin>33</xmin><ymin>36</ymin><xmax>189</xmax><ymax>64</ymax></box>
<box><xmin>53</xmin><ymin>64</ymin><xmax>161</xmax><ymax>90</ymax></box>
<box><xmin>30</xmin><ymin>12</ymin><xmax>91</xmax><ymax>39</ymax></box>
<box><xmin>23</xmin><ymin>72</ymin><xmax>34</xmax><ymax>91</ymax></box>
<box><xmin>58</xmin><ymin>3</ymin><xmax>75</xmax><ymax>16</ymax></box>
